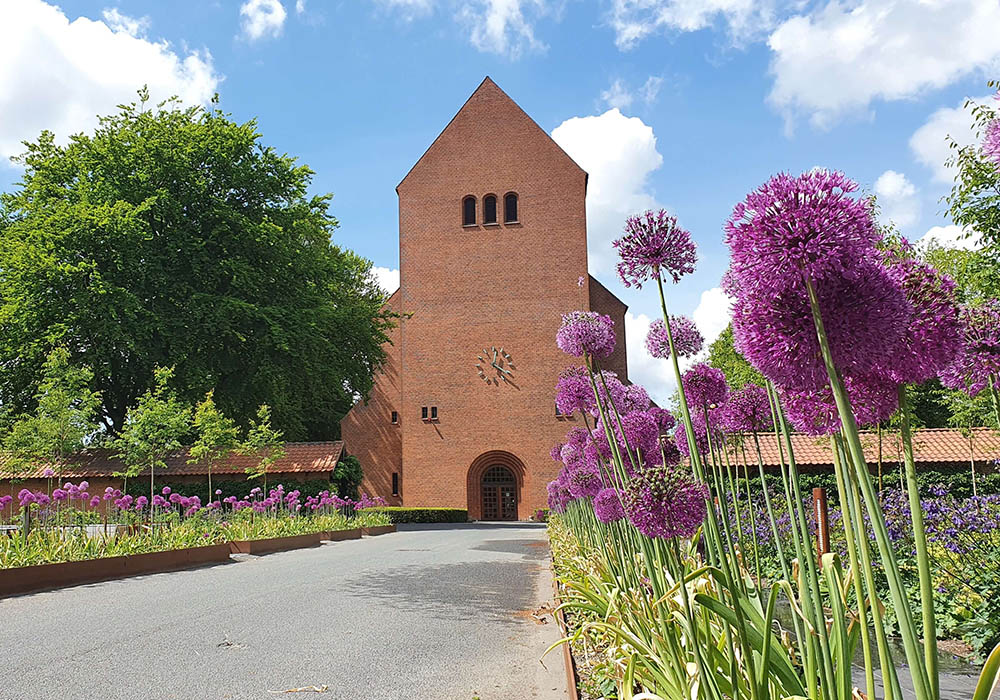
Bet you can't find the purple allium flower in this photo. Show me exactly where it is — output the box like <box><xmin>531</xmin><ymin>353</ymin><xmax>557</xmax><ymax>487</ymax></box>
<box><xmin>621</xmin><ymin>384</ymin><xmax>651</xmax><ymax>414</ymax></box>
<box><xmin>674</xmin><ymin>420</ymin><xmax>710</xmax><ymax>458</ymax></box>
<box><xmin>718</xmin><ymin>384</ymin><xmax>773</xmax><ymax>433</ymax></box>
<box><xmin>89</xmin><ymin>495</ymin><xmax>100</xmax><ymax>508</ymax></box>
<box><xmin>162</xmin><ymin>486</ymin><xmax>171</xmax><ymax>495</ymax></box>
<box><xmin>78</xmin><ymin>481</ymin><xmax>88</xmax><ymax>491</ymax></box>
<box><xmin>18</xmin><ymin>489</ymin><xmax>35</xmax><ymax>507</ymax></box>
<box><xmin>779</xmin><ymin>375</ymin><xmax>898</xmax><ymax>435</ymax></box>
<box><xmin>983</xmin><ymin>117</ymin><xmax>1000</xmax><ymax>167</ymax></box>
<box><xmin>52</xmin><ymin>488</ymin><xmax>68</xmax><ymax>502</ymax></box>
<box><xmin>622</xmin><ymin>466</ymin><xmax>709</xmax><ymax>539</ymax></box>
<box><xmin>556</xmin><ymin>311</ymin><xmax>616</xmax><ymax>359</ymax></box>
<box><xmin>555</xmin><ymin>366</ymin><xmax>595</xmax><ymax>416</ymax></box>
<box><xmin>593</xmin><ymin>487</ymin><xmax>625</xmax><ymax>523</ymax></box>
<box><xmin>596</xmin><ymin>410</ymin><xmax>661</xmax><ymax>467</ymax></box>
<box><xmin>724</xmin><ymin>170</ymin><xmax>879</xmax><ymax>293</ymax></box>
<box><xmin>135</xmin><ymin>496</ymin><xmax>148</xmax><ymax>511</ymax></box>
<box><xmin>645</xmin><ymin>316</ymin><xmax>704</xmax><ymax>359</ymax></box>
<box><xmin>885</xmin><ymin>257</ymin><xmax>962</xmax><ymax>385</ymax></box>
<box><xmin>681</xmin><ymin>363</ymin><xmax>729</xmax><ymax>410</ymax></box>
<box><xmin>547</xmin><ymin>474</ymin><xmax>574</xmax><ymax>513</ymax></box>
<box><xmin>648</xmin><ymin>407</ymin><xmax>676</xmax><ymax>434</ymax></box>
<box><xmin>42</xmin><ymin>468</ymin><xmax>54</xmax><ymax>478</ymax></box>
<box><xmin>567</xmin><ymin>464</ymin><xmax>603</xmax><ymax>499</ymax></box>
<box><xmin>614</xmin><ymin>209</ymin><xmax>697</xmax><ymax>288</ymax></box>
<box><xmin>215</xmin><ymin>489</ymin><xmax>222</xmax><ymax>495</ymax></box>
<box><xmin>549</xmin><ymin>444</ymin><xmax>563</xmax><ymax>461</ymax></box>
<box><xmin>939</xmin><ymin>301</ymin><xmax>1000</xmax><ymax>397</ymax></box>
<box><xmin>731</xmin><ymin>260</ymin><xmax>911</xmax><ymax>391</ymax></box>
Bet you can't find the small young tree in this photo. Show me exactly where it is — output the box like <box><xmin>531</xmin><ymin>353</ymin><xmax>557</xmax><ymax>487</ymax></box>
<box><xmin>333</xmin><ymin>455</ymin><xmax>363</xmax><ymax>499</ymax></box>
<box><xmin>240</xmin><ymin>404</ymin><xmax>285</xmax><ymax>495</ymax></box>
<box><xmin>111</xmin><ymin>367</ymin><xmax>192</xmax><ymax>521</ymax></box>
<box><xmin>189</xmin><ymin>391</ymin><xmax>240</xmax><ymax>502</ymax></box>
<box><xmin>4</xmin><ymin>347</ymin><xmax>102</xmax><ymax>476</ymax></box>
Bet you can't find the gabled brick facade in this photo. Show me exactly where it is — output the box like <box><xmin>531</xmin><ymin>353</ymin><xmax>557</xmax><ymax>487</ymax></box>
<box><xmin>341</xmin><ymin>78</ymin><xmax>629</xmax><ymax>520</ymax></box>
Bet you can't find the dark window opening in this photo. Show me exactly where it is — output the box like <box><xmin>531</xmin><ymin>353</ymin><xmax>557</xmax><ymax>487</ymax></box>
<box><xmin>483</xmin><ymin>195</ymin><xmax>497</xmax><ymax>224</ymax></box>
<box><xmin>462</xmin><ymin>196</ymin><xmax>477</xmax><ymax>226</ymax></box>
<box><xmin>391</xmin><ymin>410</ymin><xmax>398</xmax><ymax>424</ymax></box>
<box><xmin>421</xmin><ymin>406</ymin><xmax>428</xmax><ymax>421</ymax></box>
<box><xmin>430</xmin><ymin>406</ymin><xmax>438</xmax><ymax>421</ymax></box>
<box><xmin>504</xmin><ymin>193</ymin><xmax>518</xmax><ymax>223</ymax></box>
<box><xmin>392</xmin><ymin>472</ymin><xmax>399</xmax><ymax>497</ymax></box>
<box><xmin>555</xmin><ymin>403</ymin><xmax>562</xmax><ymax>416</ymax></box>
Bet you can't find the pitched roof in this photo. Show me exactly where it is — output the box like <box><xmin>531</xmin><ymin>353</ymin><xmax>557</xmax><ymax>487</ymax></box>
<box><xmin>0</xmin><ymin>442</ymin><xmax>344</xmax><ymax>479</ymax></box>
<box><xmin>727</xmin><ymin>428</ymin><xmax>1000</xmax><ymax>469</ymax></box>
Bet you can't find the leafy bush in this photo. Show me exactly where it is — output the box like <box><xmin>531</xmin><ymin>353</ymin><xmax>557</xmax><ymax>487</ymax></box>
<box><xmin>370</xmin><ymin>507</ymin><xmax>467</xmax><ymax>523</ymax></box>
<box><xmin>333</xmin><ymin>456</ymin><xmax>363</xmax><ymax>499</ymax></box>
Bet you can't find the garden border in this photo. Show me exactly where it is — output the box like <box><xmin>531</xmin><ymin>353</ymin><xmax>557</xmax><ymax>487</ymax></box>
<box><xmin>228</xmin><ymin>532</ymin><xmax>322</xmax><ymax>555</ymax></box>
<box><xmin>321</xmin><ymin>527</ymin><xmax>362</xmax><ymax>541</ymax></box>
<box><xmin>550</xmin><ymin>555</ymin><xmax>581</xmax><ymax>700</ymax></box>
<box><xmin>361</xmin><ymin>524</ymin><xmax>397</xmax><ymax>536</ymax></box>
<box><xmin>0</xmin><ymin>543</ymin><xmax>232</xmax><ymax>597</ymax></box>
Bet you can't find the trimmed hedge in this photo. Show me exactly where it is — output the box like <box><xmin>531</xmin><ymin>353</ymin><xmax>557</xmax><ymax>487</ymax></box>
<box><xmin>370</xmin><ymin>507</ymin><xmax>468</xmax><ymax>523</ymax></box>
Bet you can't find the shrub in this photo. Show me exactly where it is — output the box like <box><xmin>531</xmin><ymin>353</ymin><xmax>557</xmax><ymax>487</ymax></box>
<box><xmin>370</xmin><ymin>507</ymin><xmax>468</xmax><ymax>523</ymax></box>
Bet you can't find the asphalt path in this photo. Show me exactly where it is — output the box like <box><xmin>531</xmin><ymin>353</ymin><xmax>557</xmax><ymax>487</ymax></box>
<box><xmin>1</xmin><ymin>523</ymin><xmax>569</xmax><ymax>700</ymax></box>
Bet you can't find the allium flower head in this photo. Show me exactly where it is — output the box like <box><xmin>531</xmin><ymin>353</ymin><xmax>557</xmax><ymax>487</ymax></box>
<box><xmin>595</xmin><ymin>410</ymin><xmax>660</xmax><ymax>468</ymax></box>
<box><xmin>939</xmin><ymin>300</ymin><xmax>1000</xmax><ymax>396</ymax></box>
<box><xmin>718</xmin><ymin>384</ymin><xmax>773</xmax><ymax>433</ymax></box>
<box><xmin>731</xmin><ymin>260</ymin><xmax>911</xmax><ymax>391</ymax></box>
<box><xmin>555</xmin><ymin>366</ymin><xmax>595</xmax><ymax>415</ymax></box>
<box><xmin>674</xmin><ymin>420</ymin><xmax>710</xmax><ymax>458</ymax></box>
<box><xmin>42</xmin><ymin>468</ymin><xmax>54</xmax><ymax>478</ymax></box>
<box><xmin>779</xmin><ymin>375</ymin><xmax>898</xmax><ymax>435</ymax></box>
<box><xmin>547</xmin><ymin>474</ymin><xmax>574</xmax><ymax>513</ymax></box>
<box><xmin>614</xmin><ymin>209</ymin><xmax>697</xmax><ymax>288</ymax></box>
<box><xmin>593</xmin><ymin>487</ymin><xmax>625</xmax><ymax>523</ymax></box>
<box><xmin>725</xmin><ymin>170</ymin><xmax>879</xmax><ymax>292</ymax></box>
<box><xmin>622</xmin><ymin>466</ymin><xmax>709</xmax><ymax>539</ymax></box>
<box><xmin>646</xmin><ymin>316</ymin><xmax>704</xmax><ymax>359</ymax></box>
<box><xmin>885</xmin><ymin>257</ymin><xmax>961</xmax><ymax>385</ymax></box>
<box><xmin>983</xmin><ymin>117</ymin><xmax>1000</xmax><ymax>167</ymax></box>
<box><xmin>557</xmin><ymin>311</ymin><xmax>616</xmax><ymax>359</ymax></box>
<box><xmin>566</xmin><ymin>463</ymin><xmax>603</xmax><ymax>499</ymax></box>
<box><xmin>681</xmin><ymin>363</ymin><xmax>729</xmax><ymax>410</ymax></box>
<box><xmin>648</xmin><ymin>407</ymin><xmax>677</xmax><ymax>434</ymax></box>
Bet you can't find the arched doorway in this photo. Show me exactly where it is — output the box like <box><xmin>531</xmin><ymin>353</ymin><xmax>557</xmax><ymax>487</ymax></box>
<box><xmin>481</xmin><ymin>465</ymin><xmax>517</xmax><ymax>521</ymax></box>
<box><xmin>467</xmin><ymin>451</ymin><xmax>525</xmax><ymax>521</ymax></box>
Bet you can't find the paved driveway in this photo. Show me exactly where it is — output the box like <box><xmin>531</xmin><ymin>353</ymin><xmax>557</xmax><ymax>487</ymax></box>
<box><xmin>1</xmin><ymin>523</ymin><xmax>568</xmax><ymax>700</ymax></box>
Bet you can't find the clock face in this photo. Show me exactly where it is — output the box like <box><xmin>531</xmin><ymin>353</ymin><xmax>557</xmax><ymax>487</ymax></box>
<box><xmin>476</xmin><ymin>346</ymin><xmax>515</xmax><ymax>385</ymax></box>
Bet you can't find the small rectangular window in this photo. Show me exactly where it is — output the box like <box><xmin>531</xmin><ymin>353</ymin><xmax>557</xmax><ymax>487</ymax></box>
<box><xmin>555</xmin><ymin>403</ymin><xmax>562</xmax><ymax>416</ymax></box>
<box><xmin>421</xmin><ymin>406</ymin><xmax>428</xmax><ymax>421</ymax></box>
<box><xmin>392</xmin><ymin>472</ymin><xmax>399</xmax><ymax>497</ymax></box>
<box><xmin>391</xmin><ymin>411</ymin><xmax>398</xmax><ymax>424</ymax></box>
<box><xmin>430</xmin><ymin>406</ymin><xmax>438</xmax><ymax>421</ymax></box>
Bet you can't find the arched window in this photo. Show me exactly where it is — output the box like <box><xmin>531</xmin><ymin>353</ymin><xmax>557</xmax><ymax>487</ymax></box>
<box><xmin>462</xmin><ymin>196</ymin><xmax>477</xmax><ymax>226</ymax></box>
<box><xmin>504</xmin><ymin>192</ymin><xmax>518</xmax><ymax>223</ymax></box>
<box><xmin>483</xmin><ymin>195</ymin><xmax>498</xmax><ymax>224</ymax></box>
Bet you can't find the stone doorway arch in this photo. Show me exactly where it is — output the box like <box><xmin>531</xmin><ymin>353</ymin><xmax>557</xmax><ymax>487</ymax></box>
<box><xmin>467</xmin><ymin>451</ymin><xmax>526</xmax><ymax>521</ymax></box>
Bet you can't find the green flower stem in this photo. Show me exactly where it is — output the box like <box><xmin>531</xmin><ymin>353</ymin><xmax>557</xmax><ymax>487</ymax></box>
<box><xmin>990</xmin><ymin>374</ymin><xmax>1000</xmax><ymax>429</ymax></box>
<box><xmin>750</xmin><ymin>430</ymin><xmax>792</xmax><ymax>584</ymax></box>
<box><xmin>804</xmin><ymin>276</ymin><xmax>932</xmax><ymax>700</ymax></box>
<box><xmin>899</xmin><ymin>384</ymin><xmax>939</xmax><ymax>698</ymax></box>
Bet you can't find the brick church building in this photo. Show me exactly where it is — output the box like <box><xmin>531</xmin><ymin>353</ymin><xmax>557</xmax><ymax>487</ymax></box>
<box><xmin>341</xmin><ymin>78</ymin><xmax>629</xmax><ymax>520</ymax></box>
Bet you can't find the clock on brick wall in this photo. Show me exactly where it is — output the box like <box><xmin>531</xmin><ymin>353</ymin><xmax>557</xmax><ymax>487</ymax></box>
<box><xmin>476</xmin><ymin>346</ymin><xmax>515</xmax><ymax>385</ymax></box>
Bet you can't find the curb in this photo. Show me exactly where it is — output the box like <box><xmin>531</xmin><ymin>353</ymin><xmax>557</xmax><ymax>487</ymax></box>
<box><xmin>228</xmin><ymin>532</ymin><xmax>323</xmax><ymax>555</ymax></box>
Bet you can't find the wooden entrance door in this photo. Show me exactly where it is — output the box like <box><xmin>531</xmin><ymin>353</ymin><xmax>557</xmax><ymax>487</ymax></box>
<box><xmin>482</xmin><ymin>465</ymin><xmax>517</xmax><ymax>520</ymax></box>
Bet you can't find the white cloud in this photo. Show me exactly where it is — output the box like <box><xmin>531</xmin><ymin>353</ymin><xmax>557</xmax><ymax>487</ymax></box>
<box><xmin>551</xmin><ymin>109</ymin><xmax>664</xmax><ymax>273</ymax></box>
<box><xmin>240</xmin><ymin>0</ymin><xmax>287</xmax><ymax>41</ymax></box>
<box><xmin>295</xmin><ymin>0</ymin><xmax>306</xmax><ymax>14</ymax></box>
<box><xmin>640</xmin><ymin>76</ymin><xmax>663</xmax><ymax>104</ymax></box>
<box><xmin>372</xmin><ymin>266</ymin><xmax>400</xmax><ymax>295</ymax></box>
<box><xmin>458</xmin><ymin>0</ymin><xmax>547</xmax><ymax>58</ymax></box>
<box><xmin>873</xmin><ymin>169</ymin><xmax>919</xmax><ymax>229</ymax></box>
<box><xmin>767</xmin><ymin>0</ymin><xmax>1000</xmax><ymax>129</ymax></box>
<box><xmin>691</xmin><ymin>287</ymin><xmax>732</xmax><ymax>349</ymax></box>
<box><xmin>0</xmin><ymin>0</ymin><xmax>219</xmax><ymax>163</ymax></box>
<box><xmin>916</xmin><ymin>224</ymin><xmax>981</xmax><ymax>251</ymax></box>
<box><xmin>601</xmin><ymin>79</ymin><xmax>633</xmax><ymax>111</ymax></box>
<box><xmin>610</xmin><ymin>0</ymin><xmax>779</xmax><ymax>49</ymax></box>
<box><xmin>376</xmin><ymin>0</ymin><xmax>434</xmax><ymax>13</ymax></box>
<box><xmin>910</xmin><ymin>95</ymin><xmax>994</xmax><ymax>183</ymax></box>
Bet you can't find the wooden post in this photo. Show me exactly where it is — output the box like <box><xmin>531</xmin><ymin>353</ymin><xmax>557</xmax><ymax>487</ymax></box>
<box><xmin>813</xmin><ymin>487</ymin><xmax>830</xmax><ymax>562</ymax></box>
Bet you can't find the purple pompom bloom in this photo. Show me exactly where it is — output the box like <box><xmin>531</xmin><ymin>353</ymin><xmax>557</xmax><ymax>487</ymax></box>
<box><xmin>719</xmin><ymin>384</ymin><xmax>773</xmax><ymax>433</ymax></box>
<box><xmin>731</xmin><ymin>260</ymin><xmax>911</xmax><ymax>392</ymax></box>
<box><xmin>596</xmin><ymin>410</ymin><xmax>660</xmax><ymax>468</ymax></box>
<box><xmin>648</xmin><ymin>407</ymin><xmax>677</xmax><ymax>434</ymax></box>
<box><xmin>547</xmin><ymin>474</ymin><xmax>574</xmax><ymax>513</ymax></box>
<box><xmin>681</xmin><ymin>363</ymin><xmax>729</xmax><ymax>410</ymax></box>
<box><xmin>593</xmin><ymin>487</ymin><xmax>625</xmax><ymax>523</ymax></box>
<box><xmin>725</xmin><ymin>170</ymin><xmax>879</xmax><ymax>293</ymax></box>
<box><xmin>614</xmin><ymin>209</ymin><xmax>697</xmax><ymax>288</ymax></box>
<box><xmin>645</xmin><ymin>316</ymin><xmax>704</xmax><ymax>359</ymax></box>
<box><xmin>557</xmin><ymin>311</ymin><xmax>616</xmax><ymax>359</ymax></box>
<box><xmin>674</xmin><ymin>420</ymin><xmax>710</xmax><ymax>458</ymax></box>
<box><xmin>622</xmin><ymin>466</ymin><xmax>709</xmax><ymax>539</ymax></box>
<box><xmin>983</xmin><ymin>117</ymin><xmax>1000</xmax><ymax>167</ymax></box>
<box><xmin>567</xmin><ymin>464</ymin><xmax>603</xmax><ymax>499</ymax></box>
<box><xmin>550</xmin><ymin>444</ymin><xmax>564</xmax><ymax>462</ymax></box>
<box><xmin>555</xmin><ymin>366</ymin><xmax>595</xmax><ymax>416</ymax></box>
<box><xmin>939</xmin><ymin>301</ymin><xmax>1000</xmax><ymax>397</ymax></box>
<box><xmin>885</xmin><ymin>257</ymin><xmax>962</xmax><ymax>385</ymax></box>
<box><xmin>779</xmin><ymin>375</ymin><xmax>898</xmax><ymax>435</ymax></box>
<box><xmin>42</xmin><ymin>468</ymin><xmax>54</xmax><ymax>478</ymax></box>
<box><xmin>52</xmin><ymin>488</ymin><xmax>68</xmax><ymax>502</ymax></box>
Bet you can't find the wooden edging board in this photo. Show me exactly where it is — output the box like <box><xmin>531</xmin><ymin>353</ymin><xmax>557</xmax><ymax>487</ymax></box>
<box><xmin>550</xmin><ymin>554</ymin><xmax>582</xmax><ymax>700</ymax></box>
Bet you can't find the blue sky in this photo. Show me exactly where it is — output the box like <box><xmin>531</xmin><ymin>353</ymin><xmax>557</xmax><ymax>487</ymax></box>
<box><xmin>1</xmin><ymin>0</ymin><xmax>996</xmax><ymax>402</ymax></box>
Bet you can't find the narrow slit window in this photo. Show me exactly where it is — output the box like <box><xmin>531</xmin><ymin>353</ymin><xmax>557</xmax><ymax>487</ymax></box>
<box><xmin>462</xmin><ymin>196</ymin><xmax>477</xmax><ymax>226</ymax></box>
<box><xmin>392</xmin><ymin>472</ymin><xmax>399</xmax><ymax>496</ymax></box>
<box><xmin>391</xmin><ymin>410</ymin><xmax>398</xmax><ymax>424</ymax></box>
<box><xmin>421</xmin><ymin>406</ymin><xmax>428</xmax><ymax>421</ymax></box>
<box><xmin>430</xmin><ymin>406</ymin><xmax>438</xmax><ymax>421</ymax></box>
<box><xmin>483</xmin><ymin>195</ymin><xmax>497</xmax><ymax>224</ymax></box>
<box><xmin>504</xmin><ymin>193</ymin><xmax>518</xmax><ymax>223</ymax></box>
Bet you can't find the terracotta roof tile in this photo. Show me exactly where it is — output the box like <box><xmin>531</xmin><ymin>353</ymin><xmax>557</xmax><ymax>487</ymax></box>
<box><xmin>0</xmin><ymin>442</ymin><xmax>344</xmax><ymax>479</ymax></box>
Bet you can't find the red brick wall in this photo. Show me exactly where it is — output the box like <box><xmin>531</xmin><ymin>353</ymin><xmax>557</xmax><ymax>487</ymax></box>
<box><xmin>589</xmin><ymin>275</ymin><xmax>629</xmax><ymax>381</ymax></box>
<box><xmin>341</xmin><ymin>78</ymin><xmax>629</xmax><ymax>519</ymax></box>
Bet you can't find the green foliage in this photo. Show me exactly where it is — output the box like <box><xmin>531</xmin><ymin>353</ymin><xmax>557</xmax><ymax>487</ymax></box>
<box><xmin>189</xmin><ymin>390</ymin><xmax>240</xmax><ymax>497</ymax></box>
<box><xmin>332</xmin><ymin>455</ymin><xmax>363</xmax><ymax>499</ymax></box>
<box><xmin>239</xmin><ymin>404</ymin><xmax>285</xmax><ymax>487</ymax></box>
<box><xmin>0</xmin><ymin>89</ymin><xmax>394</xmax><ymax>439</ymax></box>
<box><xmin>707</xmin><ymin>325</ymin><xmax>766</xmax><ymax>390</ymax></box>
<box><xmin>923</xmin><ymin>244</ymin><xmax>998</xmax><ymax>305</ymax></box>
<box><xmin>3</xmin><ymin>347</ymin><xmax>102</xmax><ymax>475</ymax></box>
<box><xmin>370</xmin><ymin>507</ymin><xmax>468</xmax><ymax>523</ymax></box>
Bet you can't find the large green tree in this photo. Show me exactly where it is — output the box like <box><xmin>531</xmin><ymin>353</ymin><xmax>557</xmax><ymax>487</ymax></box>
<box><xmin>706</xmin><ymin>325</ymin><xmax>765</xmax><ymax>391</ymax></box>
<box><xmin>0</xmin><ymin>90</ymin><xmax>392</xmax><ymax>439</ymax></box>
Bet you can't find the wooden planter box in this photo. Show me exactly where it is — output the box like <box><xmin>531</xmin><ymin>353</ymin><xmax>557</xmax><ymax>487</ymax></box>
<box><xmin>0</xmin><ymin>543</ymin><xmax>232</xmax><ymax>598</ymax></box>
<box><xmin>320</xmin><ymin>528</ymin><xmax>362</xmax><ymax>542</ymax></box>
<box><xmin>361</xmin><ymin>525</ymin><xmax>397</xmax><ymax>537</ymax></box>
<box><xmin>228</xmin><ymin>532</ymin><xmax>322</xmax><ymax>555</ymax></box>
